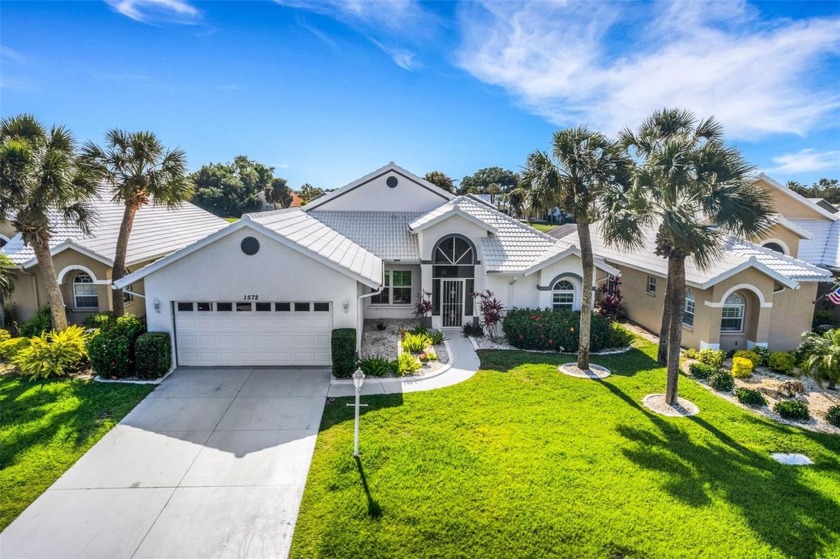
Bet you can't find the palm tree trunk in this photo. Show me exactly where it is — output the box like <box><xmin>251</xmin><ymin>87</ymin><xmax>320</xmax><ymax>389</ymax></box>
<box><xmin>577</xmin><ymin>215</ymin><xmax>593</xmax><ymax>371</ymax></box>
<box><xmin>665</xmin><ymin>255</ymin><xmax>687</xmax><ymax>405</ymax></box>
<box><xmin>32</xmin><ymin>239</ymin><xmax>68</xmax><ymax>331</ymax></box>
<box><xmin>111</xmin><ymin>202</ymin><xmax>139</xmax><ymax>316</ymax></box>
<box><xmin>658</xmin><ymin>273</ymin><xmax>673</xmax><ymax>365</ymax></box>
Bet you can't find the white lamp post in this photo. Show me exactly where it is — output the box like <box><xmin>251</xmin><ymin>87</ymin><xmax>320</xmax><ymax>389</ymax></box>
<box><xmin>352</xmin><ymin>368</ymin><xmax>365</xmax><ymax>457</ymax></box>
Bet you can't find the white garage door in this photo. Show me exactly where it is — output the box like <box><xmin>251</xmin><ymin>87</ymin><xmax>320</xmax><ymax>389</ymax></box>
<box><xmin>174</xmin><ymin>301</ymin><xmax>333</xmax><ymax>366</ymax></box>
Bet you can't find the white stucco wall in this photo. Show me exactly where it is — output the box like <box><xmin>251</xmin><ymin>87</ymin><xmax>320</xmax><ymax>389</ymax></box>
<box><xmin>417</xmin><ymin>216</ymin><xmax>491</xmax><ymax>262</ymax></box>
<box><xmin>142</xmin><ymin>226</ymin><xmax>361</xmax><ymax>360</ymax></box>
<box><xmin>311</xmin><ymin>171</ymin><xmax>449</xmax><ymax>212</ymax></box>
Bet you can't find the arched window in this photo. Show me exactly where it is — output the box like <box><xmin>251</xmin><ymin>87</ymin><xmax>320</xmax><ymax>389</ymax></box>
<box><xmin>763</xmin><ymin>242</ymin><xmax>786</xmax><ymax>254</ymax></box>
<box><xmin>73</xmin><ymin>273</ymin><xmax>99</xmax><ymax>309</ymax></box>
<box><xmin>434</xmin><ymin>235</ymin><xmax>475</xmax><ymax>265</ymax></box>
<box><xmin>683</xmin><ymin>288</ymin><xmax>695</xmax><ymax>327</ymax></box>
<box><xmin>552</xmin><ymin>280</ymin><xmax>576</xmax><ymax>311</ymax></box>
<box><xmin>721</xmin><ymin>292</ymin><xmax>745</xmax><ymax>332</ymax></box>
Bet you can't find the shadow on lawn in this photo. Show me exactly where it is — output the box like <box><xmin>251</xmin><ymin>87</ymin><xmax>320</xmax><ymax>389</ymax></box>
<box><xmin>0</xmin><ymin>377</ymin><xmax>147</xmax><ymax>469</ymax></box>
<box><xmin>602</xmin><ymin>382</ymin><xmax>840</xmax><ymax>559</ymax></box>
<box><xmin>320</xmin><ymin>393</ymin><xmax>404</xmax><ymax>430</ymax></box>
<box><xmin>354</xmin><ymin>457</ymin><xmax>382</xmax><ymax>519</ymax></box>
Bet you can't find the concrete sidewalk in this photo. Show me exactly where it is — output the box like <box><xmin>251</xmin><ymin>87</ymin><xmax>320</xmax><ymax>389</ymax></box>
<box><xmin>328</xmin><ymin>330</ymin><xmax>480</xmax><ymax>397</ymax></box>
<box><xmin>1</xmin><ymin>367</ymin><xmax>331</xmax><ymax>559</ymax></box>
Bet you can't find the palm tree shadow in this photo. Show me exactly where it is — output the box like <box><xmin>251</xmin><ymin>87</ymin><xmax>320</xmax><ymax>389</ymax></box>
<box><xmin>354</xmin><ymin>456</ymin><xmax>382</xmax><ymax>519</ymax></box>
<box><xmin>602</xmin><ymin>382</ymin><xmax>840</xmax><ymax>558</ymax></box>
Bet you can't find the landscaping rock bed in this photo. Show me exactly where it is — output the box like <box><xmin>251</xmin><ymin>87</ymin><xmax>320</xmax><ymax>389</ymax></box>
<box><xmin>684</xmin><ymin>360</ymin><xmax>840</xmax><ymax>434</ymax></box>
<box><xmin>360</xmin><ymin>319</ymin><xmax>449</xmax><ymax>377</ymax></box>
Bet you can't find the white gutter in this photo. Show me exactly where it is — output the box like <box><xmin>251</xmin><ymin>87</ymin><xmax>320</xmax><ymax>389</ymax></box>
<box><xmin>121</xmin><ymin>288</ymin><xmax>146</xmax><ymax>300</ymax></box>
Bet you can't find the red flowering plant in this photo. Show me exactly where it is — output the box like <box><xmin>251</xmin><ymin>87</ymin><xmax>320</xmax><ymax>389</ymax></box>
<box><xmin>597</xmin><ymin>278</ymin><xmax>626</xmax><ymax>320</ymax></box>
<box><xmin>472</xmin><ymin>290</ymin><xmax>505</xmax><ymax>342</ymax></box>
<box><xmin>413</xmin><ymin>290</ymin><xmax>434</xmax><ymax>318</ymax></box>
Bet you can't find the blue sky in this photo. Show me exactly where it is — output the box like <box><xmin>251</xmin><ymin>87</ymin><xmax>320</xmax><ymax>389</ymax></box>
<box><xmin>1</xmin><ymin>0</ymin><xmax>838</xmax><ymax>190</ymax></box>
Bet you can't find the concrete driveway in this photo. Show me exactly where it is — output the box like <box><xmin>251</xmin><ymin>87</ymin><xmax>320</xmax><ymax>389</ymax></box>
<box><xmin>1</xmin><ymin>367</ymin><xmax>331</xmax><ymax>559</ymax></box>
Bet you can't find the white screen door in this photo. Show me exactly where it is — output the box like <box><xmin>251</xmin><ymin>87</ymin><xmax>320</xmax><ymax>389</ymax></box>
<box><xmin>442</xmin><ymin>279</ymin><xmax>463</xmax><ymax>327</ymax></box>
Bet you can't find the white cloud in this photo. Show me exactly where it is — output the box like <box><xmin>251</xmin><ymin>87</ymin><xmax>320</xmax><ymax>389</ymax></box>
<box><xmin>275</xmin><ymin>0</ymin><xmax>439</xmax><ymax>70</ymax></box>
<box><xmin>105</xmin><ymin>0</ymin><xmax>201</xmax><ymax>24</ymax></box>
<box><xmin>0</xmin><ymin>45</ymin><xmax>26</xmax><ymax>63</ymax></box>
<box><xmin>456</xmin><ymin>0</ymin><xmax>840</xmax><ymax>139</ymax></box>
<box><xmin>768</xmin><ymin>149</ymin><xmax>840</xmax><ymax>174</ymax></box>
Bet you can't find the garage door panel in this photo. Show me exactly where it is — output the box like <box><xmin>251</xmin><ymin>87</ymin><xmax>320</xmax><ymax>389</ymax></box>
<box><xmin>175</xmin><ymin>304</ymin><xmax>333</xmax><ymax>367</ymax></box>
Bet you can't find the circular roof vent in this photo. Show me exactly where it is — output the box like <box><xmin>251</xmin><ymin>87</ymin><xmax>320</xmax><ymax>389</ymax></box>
<box><xmin>241</xmin><ymin>236</ymin><xmax>260</xmax><ymax>256</ymax></box>
<box><xmin>386</xmin><ymin>176</ymin><xmax>399</xmax><ymax>188</ymax></box>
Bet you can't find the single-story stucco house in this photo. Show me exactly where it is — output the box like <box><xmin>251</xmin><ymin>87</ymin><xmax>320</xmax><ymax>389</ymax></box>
<box><xmin>0</xmin><ymin>195</ymin><xmax>228</xmax><ymax>325</ymax></box>
<box><xmin>115</xmin><ymin>163</ymin><xmax>619</xmax><ymax>368</ymax></box>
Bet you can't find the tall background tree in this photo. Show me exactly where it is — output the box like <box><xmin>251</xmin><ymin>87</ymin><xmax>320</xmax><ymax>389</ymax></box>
<box><xmin>458</xmin><ymin>167</ymin><xmax>519</xmax><ymax>195</ymax></box>
<box><xmin>424</xmin><ymin>171</ymin><xmax>455</xmax><ymax>193</ymax></box>
<box><xmin>190</xmin><ymin>156</ymin><xmax>278</xmax><ymax>217</ymax></box>
<box><xmin>82</xmin><ymin>129</ymin><xmax>191</xmax><ymax>316</ymax></box>
<box><xmin>0</xmin><ymin>114</ymin><xmax>97</xmax><ymax>331</ymax></box>
<box><xmin>298</xmin><ymin>183</ymin><xmax>325</xmax><ymax>204</ymax></box>
<box><xmin>787</xmin><ymin>178</ymin><xmax>840</xmax><ymax>205</ymax></box>
<box><xmin>616</xmin><ymin>108</ymin><xmax>773</xmax><ymax>405</ymax></box>
<box><xmin>264</xmin><ymin>177</ymin><xmax>292</xmax><ymax>209</ymax></box>
<box><xmin>521</xmin><ymin>127</ymin><xmax>631</xmax><ymax>372</ymax></box>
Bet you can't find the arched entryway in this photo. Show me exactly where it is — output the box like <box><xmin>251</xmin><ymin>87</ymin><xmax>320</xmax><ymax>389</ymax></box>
<box><xmin>432</xmin><ymin>234</ymin><xmax>476</xmax><ymax>327</ymax></box>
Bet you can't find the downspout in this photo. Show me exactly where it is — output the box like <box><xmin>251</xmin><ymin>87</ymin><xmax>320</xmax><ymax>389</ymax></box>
<box><xmin>356</xmin><ymin>271</ymin><xmax>386</xmax><ymax>355</ymax></box>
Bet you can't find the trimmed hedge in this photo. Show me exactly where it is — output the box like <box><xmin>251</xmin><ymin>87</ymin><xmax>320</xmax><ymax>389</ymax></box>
<box><xmin>135</xmin><ymin>332</ymin><xmax>172</xmax><ymax>379</ymax></box>
<box><xmin>689</xmin><ymin>362</ymin><xmax>717</xmax><ymax>379</ymax></box>
<box><xmin>735</xmin><ymin>387</ymin><xmax>766</xmax><ymax>407</ymax></box>
<box><xmin>331</xmin><ymin>328</ymin><xmax>356</xmax><ymax>378</ymax></box>
<box><xmin>87</xmin><ymin>314</ymin><xmax>146</xmax><ymax>378</ymax></box>
<box><xmin>501</xmin><ymin>309</ymin><xmax>631</xmax><ymax>352</ymax></box>
<box><xmin>768</xmin><ymin>351</ymin><xmax>795</xmax><ymax>375</ymax></box>
<box><xmin>698</xmin><ymin>349</ymin><xmax>725</xmax><ymax>369</ymax></box>
<box><xmin>733</xmin><ymin>350</ymin><xmax>761</xmax><ymax>368</ymax></box>
<box><xmin>774</xmin><ymin>400</ymin><xmax>810</xmax><ymax>421</ymax></box>
<box><xmin>731</xmin><ymin>357</ymin><xmax>754</xmax><ymax>378</ymax></box>
<box><xmin>710</xmin><ymin>371</ymin><xmax>735</xmax><ymax>392</ymax></box>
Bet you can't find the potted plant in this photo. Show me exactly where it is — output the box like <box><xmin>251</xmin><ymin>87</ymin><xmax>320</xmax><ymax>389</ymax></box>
<box><xmin>414</xmin><ymin>290</ymin><xmax>433</xmax><ymax>329</ymax></box>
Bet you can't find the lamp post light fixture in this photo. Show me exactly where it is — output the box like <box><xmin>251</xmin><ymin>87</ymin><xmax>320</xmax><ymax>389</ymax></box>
<box><xmin>352</xmin><ymin>368</ymin><xmax>365</xmax><ymax>457</ymax></box>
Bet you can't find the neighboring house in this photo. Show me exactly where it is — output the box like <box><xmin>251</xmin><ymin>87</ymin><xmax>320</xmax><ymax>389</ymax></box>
<box><xmin>564</xmin><ymin>173</ymin><xmax>834</xmax><ymax>353</ymax></box>
<box><xmin>256</xmin><ymin>190</ymin><xmax>303</xmax><ymax>212</ymax></box>
<box><xmin>0</xmin><ymin>194</ymin><xmax>228</xmax><ymax>325</ymax></box>
<box><xmin>116</xmin><ymin>163</ymin><xmax>618</xmax><ymax>368</ymax></box>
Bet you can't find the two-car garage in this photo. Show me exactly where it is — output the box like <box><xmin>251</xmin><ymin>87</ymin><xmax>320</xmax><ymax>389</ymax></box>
<box><xmin>173</xmin><ymin>300</ymin><xmax>334</xmax><ymax>366</ymax></box>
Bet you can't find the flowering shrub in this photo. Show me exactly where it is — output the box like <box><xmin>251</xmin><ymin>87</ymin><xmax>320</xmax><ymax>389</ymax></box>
<box><xmin>473</xmin><ymin>290</ymin><xmax>504</xmax><ymax>341</ymax></box>
<box><xmin>413</xmin><ymin>290</ymin><xmax>433</xmax><ymax>318</ymax></box>
<box><xmin>501</xmin><ymin>308</ymin><xmax>631</xmax><ymax>352</ymax></box>
<box><xmin>597</xmin><ymin>279</ymin><xmax>625</xmax><ymax>320</ymax></box>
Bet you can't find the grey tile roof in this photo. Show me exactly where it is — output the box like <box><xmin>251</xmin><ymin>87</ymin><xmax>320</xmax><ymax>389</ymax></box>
<box><xmin>564</xmin><ymin>223</ymin><xmax>832</xmax><ymax>288</ymax></box>
<box><xmin>2</xmin><ymin>193</ymin><xmax>228</xmax><ymax>267</ymax></box>
<box><xmin>410</xmin><ymin>196</ymin><xmax>576</xmax><ymax>273</ymax></box>
<box><xmin>307</xmin><ymin>211</ymin><xmax>422</xmax><ymax>261</ymax></box>
<box><xmin>248</xmin><ymin>209</ymin><xmax>382</xmax><ymax>285</ymax></box>
<box><xmin>791</xmin><ymin>219</ymin><xmax>840</xmax><ymax>269</ymax></box>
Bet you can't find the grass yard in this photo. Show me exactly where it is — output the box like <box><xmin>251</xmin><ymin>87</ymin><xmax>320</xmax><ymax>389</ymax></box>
<box><xmin>292</xmin><ymin>337</ymin><xmax>840</xmax><ymax>559</ymax></box>
<box><xmin>526</xmin><ymin>222</ymin><xmax>557</xmax><ymax>233</ymax></box>
<box><xmin>223</xmin><ymin>217</ymin><xmax>239</xmax><ymax>223</ymax></box>
<box><xmin>0</xmin><ymin>375</ymin><xmax>153</xmax><ymax>530</ymax></box>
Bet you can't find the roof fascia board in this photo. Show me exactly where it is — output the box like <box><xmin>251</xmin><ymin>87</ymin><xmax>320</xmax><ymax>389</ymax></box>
<box><xmin>699</xmin><ymin>258</ymin><xmax>798</xmax><ymax>290</ymax></box>
<box><xmin>22</xmin><ymin>239</ymin><xmax>112</xmax><ymax>269</ymax></box>
<box><xmin>303</xmin><ymin>163</ymin><xmax>454</xmax><ymax>211</ymax></box>
<box><xmin>771</xmin><ymin>214</ymin><xmax>814</xmax><ymax>240</ymax></box>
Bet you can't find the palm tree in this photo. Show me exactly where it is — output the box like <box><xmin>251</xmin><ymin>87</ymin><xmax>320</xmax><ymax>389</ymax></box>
<box><xmin>611</xmin><ymin>108</ymin><xmax>773</xmax><ymax>405</ymax></box>
<box><xmin>521</xmin><ymin>127</ymin><xmax>631</xmax><ymax>371</ymax></box>
<box><xmin>0</xmin><ymin>253</ymin><xmax>15</xmax><ymax>328</ymax></box>
<box><xmin>0</xmin><ymin>114</ymin><xmax>98</xmax><ymax>331</ymax></box>
<box><xmin>800</xmin><ymin>329</ymin><xmax>840</xmax><ymax>390</ymax></box>
<box><xmin>82</xmin><ymin>130</ymin><xmax>190</xmax><ymax>316</ymax></box>
<box><xmin>264</xmin><ymin>177</ymin><xmax>292</xmax><ymax>209</ymax></box>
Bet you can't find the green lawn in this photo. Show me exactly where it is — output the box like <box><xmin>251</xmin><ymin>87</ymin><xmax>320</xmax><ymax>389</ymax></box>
<box><xmin>0</xmin><ymin>375</ymin><xmax>153</xmax><ymax>530</ymax></box>
<box><xmin>526</xmin><ymin>222</ymin><xmax>557</xmax><ymax>233</ymax></box>
<box><xmin>292</xmin><ymin>337</ymin><xmax>840</xmax><ymax>559</ymax></box>
<box><xmin>223</xmin><ymin>217</ymin><xmax>239</xmax><ymax>223</ymax></box>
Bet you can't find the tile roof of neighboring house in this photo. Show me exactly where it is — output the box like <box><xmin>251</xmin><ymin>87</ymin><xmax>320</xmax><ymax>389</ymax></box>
<box><xmin>562</xmin><ymin>223</ymin><xmax>832</xmax><ymax>289</ymax></box>
<box><xmin>1</xmin><ymin>194</ymin><xmax>228</xmax><ymax>268</ymax></box>
<box><xmin>307</xmin><ymin>211</ymin><xmax>422</xmax><ymax>261</ymax></box>
<box><xmin>546</xmin><ymin>223</ymin><xmax>578</xmax><ymax>240</ymax></box>
<box><xmin>289</xmin><ymin>192</ymin><xmax>303</xmax><ymax>208</ymax></box>
<box><xmin>247</xmin><ymin>209</ymin><xmax>382</xmax><ymax>285</ymax></box>
<box><xmin>790</xmin><ymin>219</ymin><xmax>840</xmax><ymax>270</ymax></box>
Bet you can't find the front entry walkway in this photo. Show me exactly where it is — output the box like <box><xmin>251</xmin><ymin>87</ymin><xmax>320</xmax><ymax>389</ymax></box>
<box><xmin>1</xmin><ymin>367</ymin><xmax>331</xmax><ymax>559</ymax></box>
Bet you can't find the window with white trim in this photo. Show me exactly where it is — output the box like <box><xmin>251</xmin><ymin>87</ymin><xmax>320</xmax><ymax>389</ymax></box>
<box><xmin>73</xmin><ymin>273</ymin><xmax>99</xmax><ymax>309</ymax></box>
<box><xmin>647</xmin><ymin>276</ymin><xmax>657</xmax><ymax>295</ymax></box>
<box><xmin>720</xmin><ymin>292</ymin><xmax>745</xmax><ymax>332</ymax></box>
<box><xmin>371</xmin><ymin>270</ymin><xmax>413</xmax><ymax>305</ymax></box>
<box><xmin>552</xmin><ymin>280</ymin><xmax>576</xmax><ymax>311</ymax></box>
<box><xmin>762</xmin><ymin>242</ymin><xmax>785</xmax><ymax>255</ymax></box>
<box><xmin>683</xmin><ymin>288</ymin><xmax>695</xmax><ymax>327</ymax></box>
